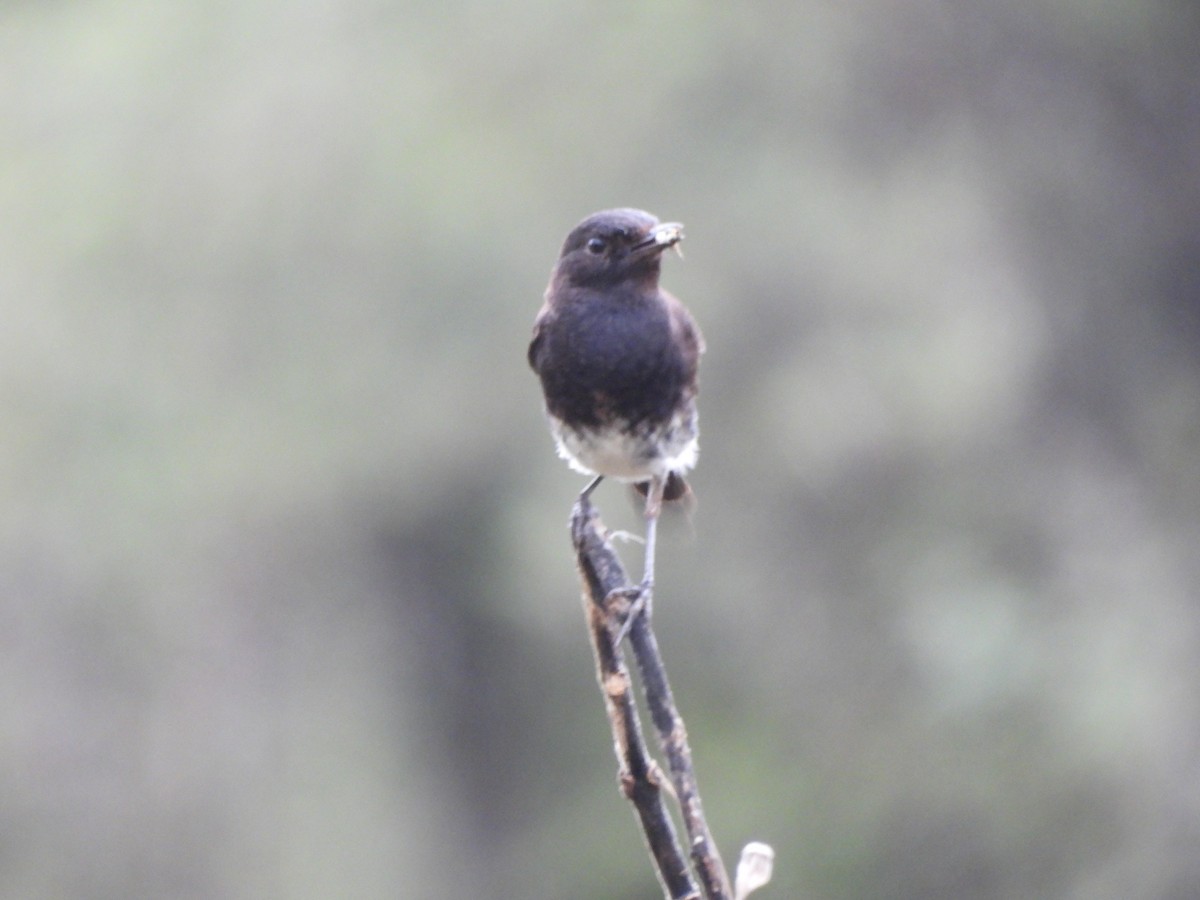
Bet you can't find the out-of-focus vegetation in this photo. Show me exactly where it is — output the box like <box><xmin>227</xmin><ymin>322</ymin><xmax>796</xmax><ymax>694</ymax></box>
<box><xmin>3</xmin><ymin>1</ymin><xmax>1199</xmax><ymax>897</ymax></box>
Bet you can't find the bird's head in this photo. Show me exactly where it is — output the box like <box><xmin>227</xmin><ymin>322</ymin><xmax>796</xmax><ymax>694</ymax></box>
<box><xmin>554</xmin><ymin>208</ymin><xmax>684</xmax><ymax>290</ymax></box>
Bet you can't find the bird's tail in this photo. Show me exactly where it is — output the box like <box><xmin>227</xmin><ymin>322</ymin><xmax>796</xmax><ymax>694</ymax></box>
<box><xmin>634</xmin><ymin>472</ymin><xmax>691</xmax><ymax>504</ymax></box>
<box><xmin>631</xmin><ymin>474</ymin><xmax>696</xmax><ymax>538</ymax></box>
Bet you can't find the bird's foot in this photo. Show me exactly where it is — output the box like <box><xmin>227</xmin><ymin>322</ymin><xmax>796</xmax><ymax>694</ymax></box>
<box><xmin>605</xmin><ymin>578</ymin><xmax>653</xmax><ymax>645</ymax></box>
<box><xmin>605</xmin><ymin>529</ymin><xmax>645</xmax><ymax>546</ymax></box>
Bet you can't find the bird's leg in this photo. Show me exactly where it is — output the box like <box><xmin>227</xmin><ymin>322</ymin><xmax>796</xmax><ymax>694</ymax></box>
<box><xmin>578</xmin><ymin>474</ymin><xmax>604</xmax><ymax>508</ymax></box>
<box><xmin>611</xmin><ymin>474</ymin><xmax>665</xmax><ymax>644</ymax></box>
<box><xmin>580</xmin><ymin>474</ymin><xmax>643</xmax><ymax>544</ymax></box>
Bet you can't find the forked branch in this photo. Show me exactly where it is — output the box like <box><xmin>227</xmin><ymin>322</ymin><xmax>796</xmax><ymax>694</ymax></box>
<box><xmin>571</xmin><ymin>496</ymin><xmax>732</xmax><ymax>900</ymax></box>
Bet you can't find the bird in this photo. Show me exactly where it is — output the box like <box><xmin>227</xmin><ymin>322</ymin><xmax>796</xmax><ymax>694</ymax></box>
<box><xmin>528</xmin><ymin>208</ymin><xmax>704</xmax><ymax>636</ymax></box>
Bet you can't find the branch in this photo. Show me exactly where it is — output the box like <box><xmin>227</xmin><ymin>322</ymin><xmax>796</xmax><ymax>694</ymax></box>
<box><xmin>625</xmin><ymin>580</ymin><xmax>732</xmax><ymax>900</ymax></box>
<box><xmin>571</xmin><ymin>496</ymin><xmax>732</xmax><ymax>900</ymax></box>
<box><xmin>572</xmin><ymin>498</ymin><xmax>700</xmax><ymax>900</ymax></box>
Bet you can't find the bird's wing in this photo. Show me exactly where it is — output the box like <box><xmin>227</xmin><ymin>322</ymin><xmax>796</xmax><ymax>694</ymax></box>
<box><xmin>665</xmin><ymin>290</ymin><xmax>705</xmax><ymax>360</ymax></box>
<box><xmin>527</xmin><ymin>302</ymin><xmax>552</xmax><ymax>372</ymax></box>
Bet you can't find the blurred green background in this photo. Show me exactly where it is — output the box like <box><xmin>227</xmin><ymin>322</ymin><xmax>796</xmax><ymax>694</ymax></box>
<box><xmin>4</xmin><ymin>1</ymin><xmax>1200</xmax><ymax>897</ymax></box>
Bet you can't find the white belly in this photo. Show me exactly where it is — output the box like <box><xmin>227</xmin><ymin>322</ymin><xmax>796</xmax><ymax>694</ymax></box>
<box><xmin>549</xmin><ymin>414</ymin><xmax>698</xmax><ymax>482</ymax></box>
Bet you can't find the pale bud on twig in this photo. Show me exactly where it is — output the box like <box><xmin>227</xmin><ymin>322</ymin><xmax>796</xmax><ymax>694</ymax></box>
<box><xmin>734</xmin><ymin>841</ymin><xmax>775</xmax><ymax>899</ymax></box>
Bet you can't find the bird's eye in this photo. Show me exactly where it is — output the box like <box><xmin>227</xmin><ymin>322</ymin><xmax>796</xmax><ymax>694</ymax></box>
<box><xmin>586</xmin><ymin>237</ymin><xmax>606</xmax><ymax>255</ymax></box>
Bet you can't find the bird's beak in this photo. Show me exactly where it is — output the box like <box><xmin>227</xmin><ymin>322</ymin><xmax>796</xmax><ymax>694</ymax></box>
<box><xmin>651</xmin><ymin>221</ymin><xmax>684</xmax><ymax>249</ymax></box>
<box><xmin>634</xmin><ymin>221</ymin><xmax>685</xmax><ymax>255</ymax></box>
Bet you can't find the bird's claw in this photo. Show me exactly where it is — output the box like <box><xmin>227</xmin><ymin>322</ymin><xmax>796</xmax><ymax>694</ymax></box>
<box><xmin>605</xmin><ymin>579</ymin><xmax>653</xmax><ymax>645</ymax></box>
<box><xmin>605</xmin><ymin>529</ymin><xmax>645</xmax><ymax>546</ymax></box>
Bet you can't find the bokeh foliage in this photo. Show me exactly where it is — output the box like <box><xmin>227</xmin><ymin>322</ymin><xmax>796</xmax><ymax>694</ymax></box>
<box><xmin>3</xmin><ymin>1</ymin><xmax>1199</xmax><ymax>897</ymax></box>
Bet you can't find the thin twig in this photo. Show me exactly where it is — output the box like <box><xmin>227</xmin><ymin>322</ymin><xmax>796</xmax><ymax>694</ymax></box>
<box><xmin>571</xmin><ymin>497</ymin><xmax>731</xmax><ymax>900</ymax></box>
<box><xmin>626</xmin><ymin>609</ymin><xmax>732</xmax><ymax>899</ymax></box>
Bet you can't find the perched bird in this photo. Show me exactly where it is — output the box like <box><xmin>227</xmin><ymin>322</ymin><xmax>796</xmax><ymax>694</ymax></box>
<box><xmin>528</xmin><ymin>208</ymin><xmax>704</xmax><ymax>632</ymax></box>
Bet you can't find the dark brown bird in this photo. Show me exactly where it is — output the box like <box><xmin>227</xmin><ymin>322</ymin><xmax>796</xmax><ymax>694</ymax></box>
<box><xmin>528</xmin><ymin>208</ymin><xmax>704</xmax><ymax>631</ymax></box>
